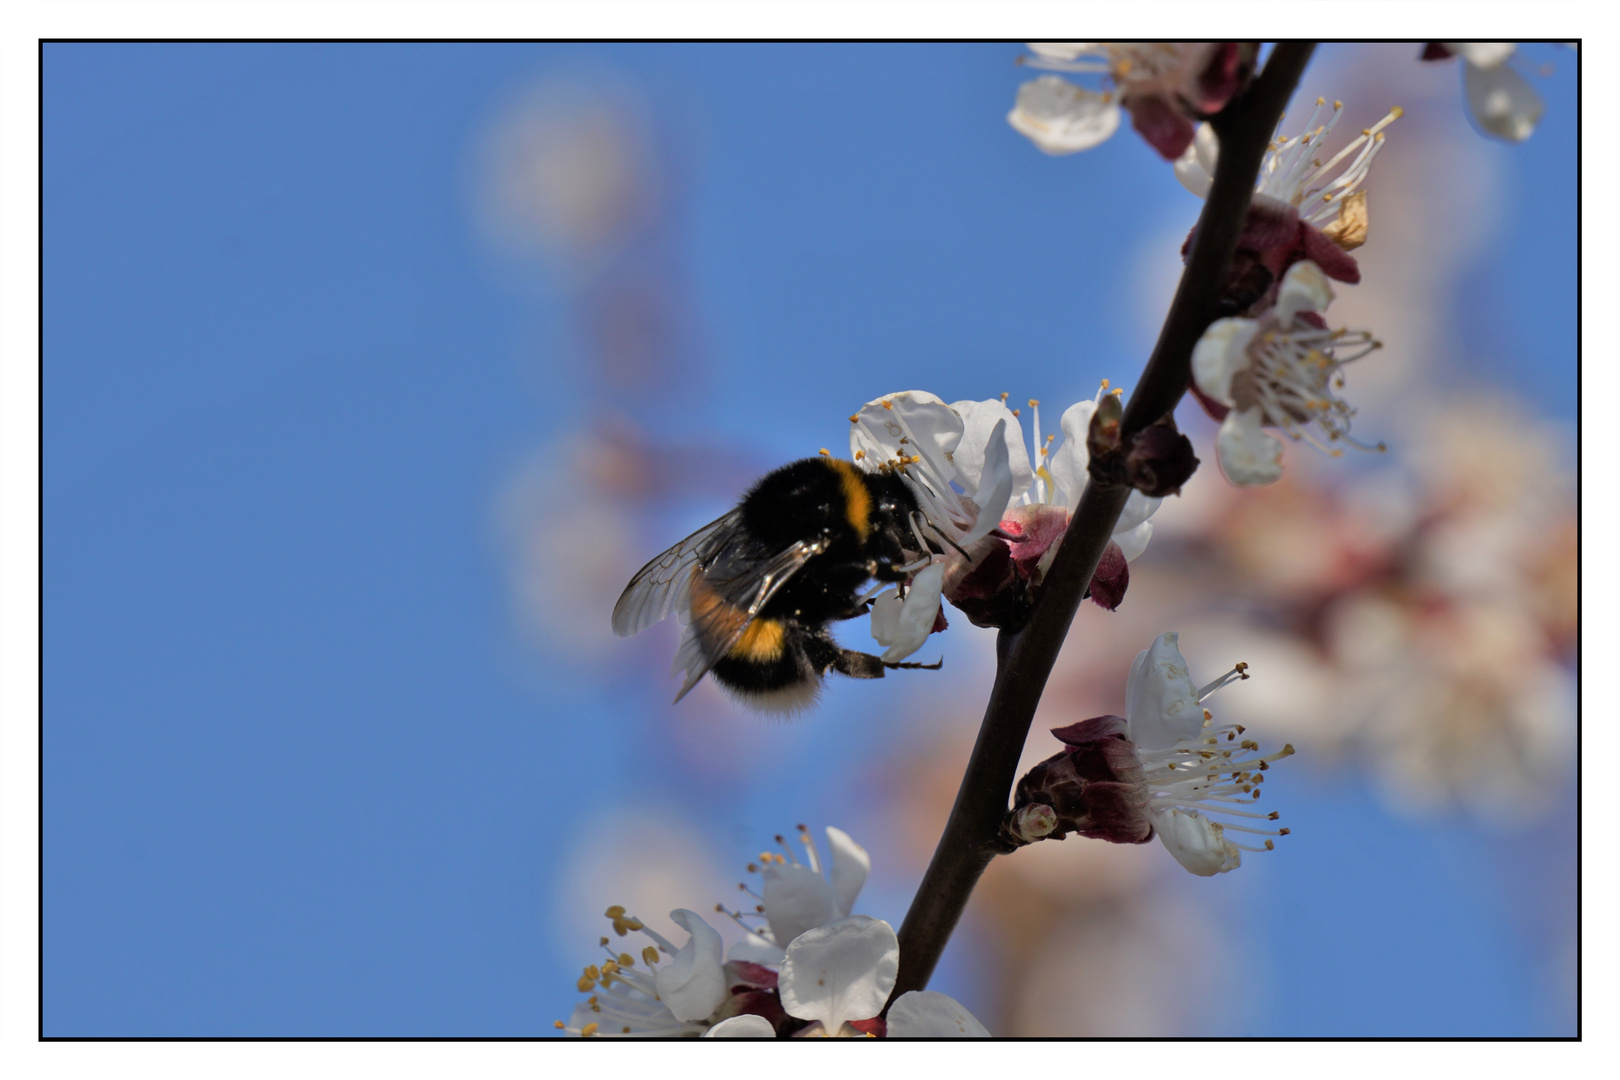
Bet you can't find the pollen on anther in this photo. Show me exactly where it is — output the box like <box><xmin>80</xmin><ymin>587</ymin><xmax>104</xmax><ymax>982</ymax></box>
<box><xmin>1279</xmin><ymin>828</ymin><xmax>1291</xmax><ymax>836</ymax></box>
<box><xmin>1000</xmin><ymin>392</ymin><xmax>1010</xmax><ymax>401</ymax></box>
<box><xmin>554</xmin><ymin>1020</ymin><xmax>565</xmax><ymax>1029</ymax></box>
<box><xmin>819</xmin><ymin>448</ymin><xmax>830</xmax><ymax>456</ymax></box>
<box><xmin>599</xmin><ymin>936</ymin><xmax>609</xmax><ymax>947</ymax></box>
<box><xmin>1028</xmin><ymin>398</ymin><xmax>1040</xmax><ymax>408</ymax></box>
<box><xmin>854</xmin><ymin>450</ymin><xmax>865</xmax><ymax>460</ymax></box>
<box><xmin>849</xmin><ymin>415</ymin><xmax>859</xmax><ymax>424</ymax></box>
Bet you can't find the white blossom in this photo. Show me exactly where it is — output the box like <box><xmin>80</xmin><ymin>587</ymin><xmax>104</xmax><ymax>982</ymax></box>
<box><xmin>1192</xmin><ymin>260</ymin><xmax>1383</xmax><ymax>486</ymax></box>
<box><xmin>1175</xmin><ymin>97</ymin><xmax>1402</xmax><ymax>230</ymax></box>
<box><xmin>724</xmin><ymin>825</ymin><xmax>871</xmax><ymax>966</ymax></box>
<box><xmin>557</xmin><ymin>906</ymin><xmax>728</xmax><ymax>1037</ymax></box>
<box><xmin>778</xmin><ymin>916</ymin><xmax>989</xmax><ymax>1037</ymax></box>
<box><xmin>1126</xmin><ymin>631</ymin><xmax>1293</xmax><ymax>875</ymax></box>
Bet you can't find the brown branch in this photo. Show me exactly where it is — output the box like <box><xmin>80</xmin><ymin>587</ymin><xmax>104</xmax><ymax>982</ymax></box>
<box><xmin>887</xmin><ymin>41</ymin><xmax>1317</xmax><ymax>1006</ymax></box>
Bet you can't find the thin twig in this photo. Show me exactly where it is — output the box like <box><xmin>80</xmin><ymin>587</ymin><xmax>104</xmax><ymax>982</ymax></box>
<box><xmin>887</xmin><ymin>41</ymin><xmax>1317</xmax><ymax>1006</ymax></box>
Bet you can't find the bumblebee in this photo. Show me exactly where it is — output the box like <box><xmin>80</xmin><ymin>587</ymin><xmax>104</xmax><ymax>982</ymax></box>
<box><xmin>612</xmin><ymin>455</ymin><xmax>942</xmax><ymax>712</ymax></box>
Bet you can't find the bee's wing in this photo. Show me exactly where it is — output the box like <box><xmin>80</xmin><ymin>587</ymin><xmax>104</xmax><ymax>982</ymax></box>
<box><xmin>611</xmin><ymin>509</ymin><xmax>745</xmax><ymax>638</ymax></box>
<box><xmin>670</xmin><ymin>534</ymin><xmax>831</xmax><ymax>704</ymax></box>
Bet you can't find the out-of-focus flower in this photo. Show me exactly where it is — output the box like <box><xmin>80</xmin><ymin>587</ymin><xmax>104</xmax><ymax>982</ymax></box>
<box><xmin>1010</xmin><ymin>43</ymin><xmax>1254</xmax><ymax>159</ymax></box>
<box><xmin>1177</xmin><ymin>99</ymin><xmax>1402</xmax><ymax>313</ymax></box>
<box><xmin>1192</xmin><ymin>260</ymin><xmax>1384</xmax><ymax>486</ymax></box>
<box><xmin>1006</xmin><ymin>632</ymin><xmax>1293</xmax><ymax>876</ymax></box>
<box><xmin>1420</xmin><ymin>43</ymin><xmax>1545</xmax><ymax>142</ymax></box>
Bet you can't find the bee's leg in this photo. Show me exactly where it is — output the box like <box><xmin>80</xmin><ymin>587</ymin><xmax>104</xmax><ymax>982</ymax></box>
<box><xmin>829</xmin><ymin>649</ymin><xmax>943</xmax><ymax>679</ymax></box>
<box><xmin>883</xmin><ymin>657</ymin><xmax>943</xmax><ymax>671</ymax></box>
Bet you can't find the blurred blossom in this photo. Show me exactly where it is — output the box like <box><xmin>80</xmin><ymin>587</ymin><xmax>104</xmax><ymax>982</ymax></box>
<box><xmin>1419</xmin><ymin>43</ymin><xmax>1546</xmax><ymax>143</ymax></box>
<box><xmin>475</xmin><ymin>75</ymin><xmax>658</xmax><ymax>274</ymax></box>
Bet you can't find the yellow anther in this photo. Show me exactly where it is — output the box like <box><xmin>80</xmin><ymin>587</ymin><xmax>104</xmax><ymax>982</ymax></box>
<box><xmin>581</xmin><ymin>1022</ymin><xmax>599</xmax><ymax>1038</ymax></box>
<box><xmin>1028</xmin><ymin>398</ymin><xmax>1039</xmax><ymax>408</ymax></box>
<box><xmin>999</xmin><ymin>391</ymin><xmax>1010</xmax><ymax>401</ymax></box>
<box><xmin>1012</xmin><ymin>408</ymin><xmax>1021</xmax><ymax>417</ymax></box>
<box><xmin>1111</xmin><ymin>388</ymin><xmax>1123</xmax><ymax>397</ymax></box>
<box><xmin>643</xmin><ymin>946</ymin><xmax>660</xmax><ymax>966</ymax></box>
<box><xmin>819</xmin><ymin>448</ymin><xmax>830</xmax><ymax>456</ymax></box>
<box><xmin>854</xmin><ymin>450</ymin><xmax>865</xmax><ymax>460</ymax></box>
<box><xmin>554</xmin><ymin>1020</ymin><xmax>566</xmax><ymax>1029</ymax></box>
<box><xmin>1203</xmin><ymin>709</ymin><xmax>1213</xmax><ymax>720</ymax></box>
<box><xmin>1264</xmin><ymin>840</ymin><xmax>1275</xmax><ymax>850</ymax></box>
<box><xmin>584</xmin><ymin>965</ymin><xmax>600</xmax><ymax>980</ymax></box>
<box><xmin>1315</xmin><ymin>96</ymin><xmax>1325</xmax><ymax>105</ymax></box>
<box><xmin>881</xmin><ymin>400</ymin><xmax>894</xmax><ymax>410</ymax></box>
<box><xmin>619</xmin><ymin>953</ymin><xmax>634</xmax><ymax>967</ymax></box>
<box><xmin>1099</xmin><ymin>378</ymin><xmax>1110</xmax><ymax>390</ymax></box>
<box><xmin>622</xmin><ymin>1026</ymin><xmax>631</xmax><ymax>1033</ymax></box>
<box><xmin>1334</xmin><ymin>99</ymin><xmax>1343</xmax><ymax>109</ymax></box>
<box><xmin>1390</xmin><ymin>105</ymin><xmax>1404</xmax><ymax>119</ymax></box>
<box><xmin>623</xmin><ymin>918</ymin><xmax>644</xmax><ymax>931</ymax></box>
<box><xmin>599</xmin><ymin>936</ymin><xmax>609</xmax><ymax>947</ymax></box>
<box><xmin>576</xmin><ymin>976</ymin><xmax>594</xmax><ymax>992</ymax></box>
<box><xmin>849</xmin><ymin>415</ymin><xmax>859</xmax><ymax>423</ymax></box>
<box><xmin>605</xmin><ymin>905</ymin><xmax>626</xmax><ymax>919</ymax></box>
<box><xmin>601</xmin><ymin>960</ymin><xmax>618</xmax><ymax>975</ymax></box>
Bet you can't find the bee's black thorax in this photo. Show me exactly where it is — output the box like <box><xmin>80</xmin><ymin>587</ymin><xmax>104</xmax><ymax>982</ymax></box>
<box><xmin>736</xmin><ymin>457</ymin><xmax>918</xmax><ymax>627</ymax></box>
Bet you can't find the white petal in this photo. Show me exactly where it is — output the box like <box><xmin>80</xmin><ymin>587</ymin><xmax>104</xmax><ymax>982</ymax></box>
<box><xmin>949</xmin><ymin>398</ymin><xmax>1033</xmax><ymax>500</ymax></box>
<box><xmin>1113</xmin><ymin>490</ymin><xmax>1161</xmax><ymax>535</ymax></box>
<box><xmin>878</xmin><ymin>562</ymin><xmax>944</xmax><ymax>662</ymax></box>
<box><xmin>1112</xmin><ymin>518</ymin><xmax>1154</xmax><ymax>563</ymax></box>
<box><xmin>1125</xmin><ymin>631</ymin><xmax>1203</xmax><ymax>750</ymax></box>
<box><xmin>726</xmin><ymin>933</ymin><xmax>786</xmax><ymax>967</ymax></box>
<box><xmin>1151</xmin><ymin>807</ymin><xmax>1242</xmax><ymax>876</ymax></box>
<box><xmin>868</xmin><ymin>587</ymin><xmax>903</xmax><ymax>648</ymax></box>
<box><xmin>1174</xmin><ymin>123</ymin><xmax>1219</xmax><ymax>198</ymax></box>
<box><xmin>777</xmin><ymin>916</ymin><xmax>899</xmax><ymax>1036</ymax></box>
<box><xmin>1216</xmin><ymin>406</ymin><xmax>1285</xmax><ymax>487</ymax></box>
<box><xmin>703</xmin><ymin>1013</ymin><xmax>777</xmax><ymax>1038</ymax></box>
<box><xmin>849</xmin><ymin>390</ymin><xmax>962</xmax><ymax>482</ymax></box>
<box><xmin>886</xmin><ymin>990</ymin><xmax>991</xmax><ymax>1038</ymax></box>
<box><xmin>653</xmin><ymin>909</ymin><xmax>728</xmax><ymax>1022</ymax></box>
<box><xmin>1444</xmin><ymin>41</ymin><xmax>1516</xmax><ymax>68</ymax></box>
<box><xmin>824</xmin><ymin>827</ymin><xmax>870</xmax><ymax>920</ymax></box>
<box><xmin>1048</xmin><ymin>400</ymin><xmax>1096</xmax><ymax>508</ymax></box>
<box><xmin>1463</xmin><ymin>59</ymin><xmax>1545</xmax><ymax>142</ymax></box>
<box><xmin>1191</xmin><ymin>317</ymin><xmax>1259</xmax><ymax>406</ymax></box>
<box><xmin>1007</xmin><ymin>75</ymin><xmax>1121</xmax><ymax>156</ymax></box>
<box><xmin>761</xmin><ymin>863</ymin><xmax>838</xmax><ymax>949</ymax></box>
<box><xmin>961</xmin><ymin>418</ymin><xmax>1014</xmax><ymax>544</ymax></box>
<box><xmin>1275</xmin><ymin>260</ymin><xmax>1334</xmax><ymax>324</ymax></box>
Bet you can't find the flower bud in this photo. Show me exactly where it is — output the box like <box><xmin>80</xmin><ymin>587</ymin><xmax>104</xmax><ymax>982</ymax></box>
<box><xmin>998</xmin><ymin>715</ymin><xmax>1153</xmax><ymax>849</ymax></box>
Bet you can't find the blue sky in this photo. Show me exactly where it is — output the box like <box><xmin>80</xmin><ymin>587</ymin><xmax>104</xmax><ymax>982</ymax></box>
<box><xmin>43</xmin><ymin>42</ymin><xmax>1576</xmax><ymax>1036</ymax></box>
